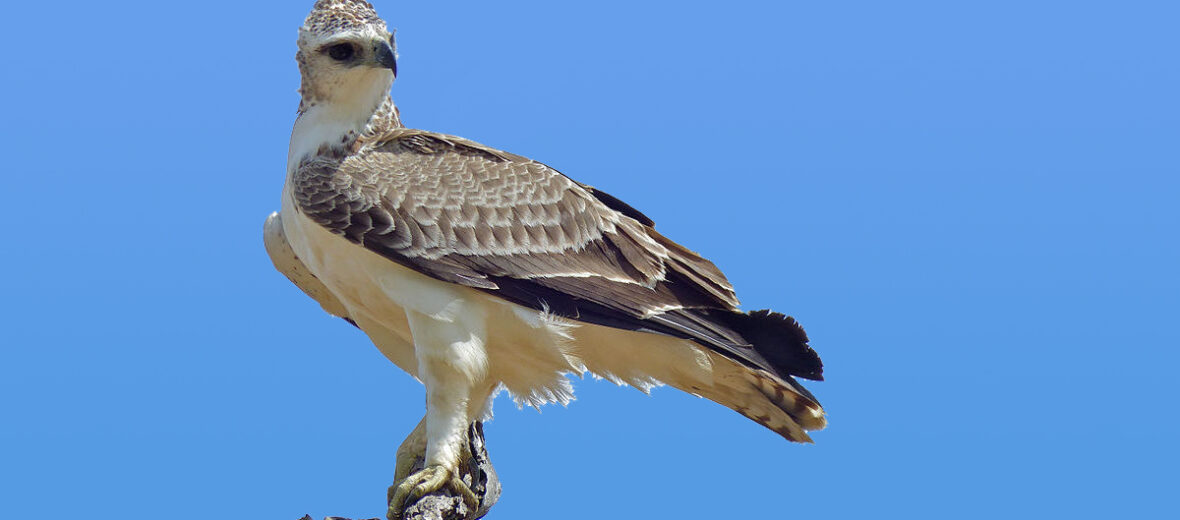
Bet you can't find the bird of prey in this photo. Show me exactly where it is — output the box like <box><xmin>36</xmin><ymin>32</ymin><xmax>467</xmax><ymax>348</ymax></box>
<box><xmin>265</xmin><ymin>1</ymin><xmax>825</xmax><ymax>517</ymax></box>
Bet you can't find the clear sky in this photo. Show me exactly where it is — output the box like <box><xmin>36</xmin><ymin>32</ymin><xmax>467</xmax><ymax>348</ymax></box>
<box><xmin>2</xmin><ymin>1</ymin><xmax>1176</xmax><ymax>518</ymax></box>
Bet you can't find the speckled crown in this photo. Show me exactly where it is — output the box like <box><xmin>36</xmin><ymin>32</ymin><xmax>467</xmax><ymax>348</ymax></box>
<box><xmin>302</xmin><ymin>0</ymin><xmax>386</xmax><ymax>37</ymax></box>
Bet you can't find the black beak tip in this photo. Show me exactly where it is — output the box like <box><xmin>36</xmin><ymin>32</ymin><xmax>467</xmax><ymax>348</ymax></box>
<box><xmin>375</xmin><ymin>41</ymin><xmax>398</xmax><ymax>76</ymax></box>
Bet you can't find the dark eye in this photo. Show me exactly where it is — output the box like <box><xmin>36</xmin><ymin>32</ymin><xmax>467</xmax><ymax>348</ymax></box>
<box><xmin>326</xmin><ymin>43</ymin><xmax>356</xmax><ymax>62</ymax></box>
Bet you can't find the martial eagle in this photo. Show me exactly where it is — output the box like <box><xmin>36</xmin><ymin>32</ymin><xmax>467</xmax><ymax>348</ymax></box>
<box><xmin>265</xmin><ymin>1</ymin><xmax>825</xmax><ymax>518</ymax></box>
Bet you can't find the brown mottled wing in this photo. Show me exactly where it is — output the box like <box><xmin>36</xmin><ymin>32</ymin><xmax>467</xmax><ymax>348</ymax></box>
<box><xmin>293</xmin><ymin>129</ymin><xmax>822</xmax><ymax>382</ymax></box>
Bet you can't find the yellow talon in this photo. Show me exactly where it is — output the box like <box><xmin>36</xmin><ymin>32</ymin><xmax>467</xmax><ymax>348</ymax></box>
<box><xmin>387</xmin><ymin>465</ymin><xmax>478</xmax><ymax>520</ymax></box>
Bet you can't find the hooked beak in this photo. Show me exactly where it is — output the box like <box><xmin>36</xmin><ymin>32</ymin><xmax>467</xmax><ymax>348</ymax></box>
<box><xmin>373</xmin><ymin>39</ymin><xmax>397</xmax><ymax>76</ymax></box>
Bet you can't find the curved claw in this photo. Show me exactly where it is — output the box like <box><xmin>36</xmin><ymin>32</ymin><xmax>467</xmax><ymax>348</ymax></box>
<box><xmin>387</xmin><ymin>465</ymin><xmax>479</xmax><ymax>520</ymax></box>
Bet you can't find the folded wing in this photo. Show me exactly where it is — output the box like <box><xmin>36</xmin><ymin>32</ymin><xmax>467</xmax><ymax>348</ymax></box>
<box><xmin>292</xmin><ymin>129</ymin><xmax>822</xmax><ymax>387</ymax></box>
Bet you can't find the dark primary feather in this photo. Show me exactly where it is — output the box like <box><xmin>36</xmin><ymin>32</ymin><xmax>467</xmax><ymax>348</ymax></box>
<box><xmin>578</xmin><ymin>184</ymin><xmax>656</xmax><ymax>227</ymax></box>
<box><xmin>293</xmin><ymin>128</ymin><xmax>823</xmax><ymax>393</ymax></box>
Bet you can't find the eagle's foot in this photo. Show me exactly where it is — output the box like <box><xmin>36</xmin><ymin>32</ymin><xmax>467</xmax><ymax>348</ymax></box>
<box><xmin>386</xmin><ymin>464</ymin><xmax>478</xmax><ymax>520</ymax></box>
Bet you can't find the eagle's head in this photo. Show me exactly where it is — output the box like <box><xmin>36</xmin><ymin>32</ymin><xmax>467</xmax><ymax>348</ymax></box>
<box><xmin>296</xmin><ymin>0</ymin><xmax>397</xmax><ymax>111</ymax></box>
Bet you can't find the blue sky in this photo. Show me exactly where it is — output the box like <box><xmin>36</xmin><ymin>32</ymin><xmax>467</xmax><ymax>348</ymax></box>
<box><xmin>2</xmin><ymin>1</ymin><xmax>1176</xmax><ymax>518</ymax></box>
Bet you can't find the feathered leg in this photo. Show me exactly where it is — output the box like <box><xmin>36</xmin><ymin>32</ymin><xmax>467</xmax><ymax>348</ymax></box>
<box><xmin>387</xmin><ymin>310</ymin><xmax>487</xmax><ymax>520</ymax></box>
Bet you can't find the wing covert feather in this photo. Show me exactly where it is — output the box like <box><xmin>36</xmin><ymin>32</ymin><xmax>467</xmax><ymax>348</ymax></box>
<box><xmin>294</xmin><ymin>129</ymin><xmax>733</xmax><ymax>305</ymax></box>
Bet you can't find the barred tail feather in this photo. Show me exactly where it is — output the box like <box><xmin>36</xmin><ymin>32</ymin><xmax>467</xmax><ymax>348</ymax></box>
<box><xmin>745</xmin><ymin>369</ymin><xmax>826</xmax><ymax>433</ymax></box>
<box><xmin>680</xmin><ymin>354</ymin><xmax>826</xmax><ymax>444</ymax></box>
<box><xmin>657</xmin><ymin>308</ymin><xmax>825</xmax><ymax>442</ymax></box>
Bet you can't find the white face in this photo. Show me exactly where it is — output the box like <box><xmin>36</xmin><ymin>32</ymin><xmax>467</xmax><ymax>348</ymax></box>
<box><xmin>298</xmin><ymin>27</ymin><xmax>398</xmax><ymax>105</ymax></box>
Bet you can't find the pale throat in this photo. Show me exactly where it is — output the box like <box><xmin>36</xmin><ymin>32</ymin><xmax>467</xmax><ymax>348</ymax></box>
<box><xmin>288</xmin><ymin>68</ymin><xmax>394</xmax><ymax>173</ymax></box>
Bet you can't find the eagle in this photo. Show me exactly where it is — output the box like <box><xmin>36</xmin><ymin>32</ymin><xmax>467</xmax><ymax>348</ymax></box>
<box><xmin>265</xmin><ymin>1</ymin><xmax>825</xmax><ymax>518</ymax></box>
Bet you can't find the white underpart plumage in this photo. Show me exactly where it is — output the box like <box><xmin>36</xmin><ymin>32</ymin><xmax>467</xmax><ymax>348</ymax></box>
<box><xmin>280</xmin><ymin>185</ymin><xmax>732</xmax><ymax>466</ymax></box>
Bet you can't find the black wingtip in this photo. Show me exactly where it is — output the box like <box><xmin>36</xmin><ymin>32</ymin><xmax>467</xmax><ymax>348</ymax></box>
<box><xmin>735</xmin><ymin>309</ymin><xmax>824</xmax><ymax>381</ymax></box>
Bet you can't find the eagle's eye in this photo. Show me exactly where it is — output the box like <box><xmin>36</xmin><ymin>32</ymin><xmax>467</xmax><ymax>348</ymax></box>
<box><xmin>326</xmin><ymin>43</ymin><xmax>356</xmax><ymax>62</ymax></box>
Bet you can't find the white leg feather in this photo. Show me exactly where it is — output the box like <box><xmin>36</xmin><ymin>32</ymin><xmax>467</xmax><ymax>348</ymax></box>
<box><xmin>405</xmin><ymin>308</ymin><xmax>488</xmax><ymax>468</ymax></box>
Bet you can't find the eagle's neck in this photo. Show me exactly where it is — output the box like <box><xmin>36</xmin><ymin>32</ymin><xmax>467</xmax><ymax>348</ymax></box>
<box><xmin>288</xmin><ymin>71</ymin><xmax>402</xmax><ymax>174</ymax></box>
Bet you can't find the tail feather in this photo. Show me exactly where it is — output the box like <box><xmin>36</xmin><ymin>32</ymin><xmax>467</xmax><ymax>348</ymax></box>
<box><xmin>745</xmin><ymin>369</ymin><xmax>826</xmax><ymax>432</ymax></box>
<box><xmin>673</xmin><ymin>309</ymin><xmax>826</xmax><ymax>441</ymax></box>
<box><xmin>680</xmin><ymin>354</ymin><xmax>826</xmax><ymax>444</ymax></box>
